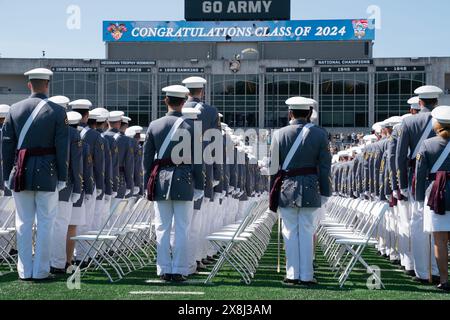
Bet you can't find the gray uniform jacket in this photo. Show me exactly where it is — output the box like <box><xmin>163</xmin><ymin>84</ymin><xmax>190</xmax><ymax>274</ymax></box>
<box><xmin>97</xmin><ymin>129</ymin><xmax>112</xmax><ymax>198</ymax></box>
<box><xmin>143</xmin><ymin>111</ymin><xmax>203</xmax><ymax>201</ymax></box>
<box><xmin>269</xmin><ymin>119</ymin><xmax>331</xmax><ymax>208</ymax></box>
<box><xmin>387</xmin><ymin>128</ymin><xmax>399</xmax><ymax>193</ymax></box>
<box><xmin>113</xmin><ymin>129</ymin><xmax>134</xmax><ymax>198</ymax></box>
<box><xmin>73</xmin><ymin>138</ymin><xmax>93</xmax><ymax>208</ymax></box>
<box><xmin>2</xmin><ymin>93</ymin><xmax>69</xmax><ymax>192</ymax></box>
<box><xmin>59</xmin><ymin>126</ymin><xmax>83</xmax><ymax>202</ymax></box>
<box><xmin>103</xmin><ymin>129</ymin><xmax>120</xmax><ymax>193</ymax></box>
<box><xmin>415</xmin><ymin>136</ymin><xmax>450</xmax><ymax>203</ymax></box>
<box><xmin>80</xmin><ymin>124</ymin><xmax>105</xmax><ymax>193</ymax></box>
<box><xmin>185</xmin><ymin>97</ymin><xmax>221</xmax><ymax>200</ymax></box>
<box><xmin>396</xmin><ymin>110</ymin><xmax>435</xmax><ymax>191</ymax></box>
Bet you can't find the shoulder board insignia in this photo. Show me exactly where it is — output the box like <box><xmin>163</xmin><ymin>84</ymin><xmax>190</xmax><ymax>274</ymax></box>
<box><xmin>416</xmin><ymin>153</ymin><xmax>422</xmax><ymax>161</ymax></box>
<box><xmin>64</xmin><ymin>116</ymin><xmax>69</xmax><ymax>126</ymax></box>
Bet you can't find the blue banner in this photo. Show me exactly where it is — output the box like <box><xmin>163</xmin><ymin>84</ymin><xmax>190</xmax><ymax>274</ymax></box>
<box><xmin>103</xmin><ymin>19</ymin><xmax>375</xmax><ymax>43</ymax></box>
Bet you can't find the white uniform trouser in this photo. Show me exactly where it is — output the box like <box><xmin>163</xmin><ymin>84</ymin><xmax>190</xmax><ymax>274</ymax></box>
<box><xmin>92</xmin><ymin>198</ymin><xmax>105</xmax><ymax>230</ymax></box>
<box><xmin>187</xmin><ymin>209</ymin><xmax>202</xmax><ymax>272</ymax></box>
<box><xmin>13</xmin><ymin>190</ymin><xmax>58</xmax><ymax>279</ymax></box>
<box><xmin>50</xmin><ymin>200</ymin><xmax>73</xmax><ymax>269</ymax></box>
<box><xmin>279</xmin><ymin>206</ymin><xmax>315</xmax><ymax>282</ymax></box>
<box><xmin>76</xmin><ymin>189</ymin><xmax>96</xmax><ymax>259</ymax></box>
<box><xmin>397</xmin><ymin>200</ymin><xmax>414</xmax><ymax>270</ymax></box>
<box><xmin>154</xmin><ymin>200</ymin><xmax>193</xmax><ymax>276</ymax></box>
<box><xmin>410</xmin><ymin>201</ymin><xmax>439</xmax><ymax>278</ymax></box>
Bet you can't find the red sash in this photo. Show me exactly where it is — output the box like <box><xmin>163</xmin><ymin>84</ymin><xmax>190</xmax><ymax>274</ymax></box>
<box><xmin>269</xmin><ymin>167</ymin><xmax>318</xmax><ymax>212</ymax></box>
<box><xmin>427</xmin><ymin>172</ymin><xmax>450</xmax><ymax>215</ymax></box>
<box><xmin>14</xmin><ymin>147</ymin><xmax>56</xmax><ymax>192</ymax></box>
<box><xmin>146</xmin><ymin>158</ymin><xmax>175</xmax><ymax>201</ymax></box>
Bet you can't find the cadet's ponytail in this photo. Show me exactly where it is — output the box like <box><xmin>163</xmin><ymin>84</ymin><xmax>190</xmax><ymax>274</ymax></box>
<box><xmin>434</xmin><ymin>121</ymin><xmax>450</xmax><ymax>139</ymax></box>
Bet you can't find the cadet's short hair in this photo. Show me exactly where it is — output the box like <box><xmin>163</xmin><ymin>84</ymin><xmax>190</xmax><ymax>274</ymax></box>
<box><xmin>29</xmin><ymin>79</ymin><xmax>49</xmax><ymax>91</ymax></box>
<box><xmin>72</xmin><ymin>109</ymin><xmax>89</xmax><ymax>118</ymax></box>
<box><xmin>290</xmin><ymin>107</ymin><xmax>313</xmax><ymax>119</ymax></box>
<box><xmin>421</xmin><ymin>98</ymin><xmax>438</xmax><ymax>108</ymax></box>
<box><xmin>87</xmin><ymin>119</ymin><xmax>97</xmax><ymax>126</ymax></box>
<box><xmin>189</xmin><ymin>88</ymin><xmax>203</xmax><ymax>96</ymax></box>
<box><xmin>166</xmin><ymin>96</ymin><xmax>186</xmax><ymax>107</ymax></box>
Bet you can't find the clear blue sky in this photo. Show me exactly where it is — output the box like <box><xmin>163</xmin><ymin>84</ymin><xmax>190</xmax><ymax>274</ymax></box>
<box><xmin>0</xmin><ymin>0</ymin><xmax>449</xmax><ymax>59</ymax></box>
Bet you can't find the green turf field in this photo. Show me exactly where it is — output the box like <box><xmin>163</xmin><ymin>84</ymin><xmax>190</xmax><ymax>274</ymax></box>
<box><xmin>0</xmin><ymin>230</ymin><xmax>449</xmax><ymax>300</ymax></box>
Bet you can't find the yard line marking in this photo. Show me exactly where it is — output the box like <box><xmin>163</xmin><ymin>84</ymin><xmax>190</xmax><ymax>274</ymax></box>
<box><xmin>130</xmin><ymin>291</ymin><xmax>205</xmax><ymax>296</ymax></box>
<box><xmin>145</xmin><ymin>279</ymin><xmax>208</xmax><ymax>284</ymax></box>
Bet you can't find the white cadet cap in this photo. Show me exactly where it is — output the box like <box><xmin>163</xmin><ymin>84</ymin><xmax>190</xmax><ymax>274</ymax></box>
<box><xmin>285</xmin><ymin>97</ymin><xmax>317</xmax><ymax>110</ymax></box>
<box><xmin>0</xmin><ymin>104</ymin><xmax>10</xmax><ymax>118</ymax></box>
<box><xmin>125</xmin><ymin>127</ymin><xmax>137</xmax><ymax>137</ymax></box>
<box><xmin>49</xmin><ymin>96</ymin><xmax>70</xmax><ymax>109</ymax></box>
<box><xmin>372</xmin><ymin>122</ymin><xmax>383</xmax><ymax>133</ymax></box>
<box><xmin>90</xmin><ymin>108</ymin><xmax>108</xmax><ymax>122</ymax></box>
<box><xmin>67</xmin><ymin>111</ymin><xmax>82</xmax><ymax>125</ymax></box>
<box><xmin>432</xmin><ymin>106</ymin><xmax>450</xmax><ymax>124</ymax></box>
<box><xmin>182</xmin><ymin>76</ymin><xmax>207</xmax><ymax>89</ymax></box>
<box><xmin>121</xmin><ymin>116</ymin><xmax>131</xmax><ymax>124</ymax></box>
<box><xmin>401</xmin><ymin>113</ymin><xmax>413</xmax><ymax>120</ymax></box>
<box><xmin>337</xmin><ymin>150</ymin><xmax>349</xmax><ymax>158</ymax></box>
<box><xmin>385</xmin><ymin>116</ymin><xmax>402</xmax><ymax>127</ymax></box>
<box><xmin>69</xmin><ymin>99</ymin><xmax>92</xmax><ymax>110</ymax></box>
<box><xmin>414</xmin><ymin>85</ymin><xmax>443</xmax><ymax>99</ymax></box>
<box><xmin>129</xmin><ymin>125</ymin><xmax>143</xmax><ymax>134</ymax></box>
<box><xmin>91</xmin><ymin>108</ymin><xmax>109</xmax><ymax>122</ymax></box>
<box><xmin>108</xmin><ymin>111</ymin><xmax>124</xmax><ymax>122</ymax></box>
<box><xmin>408</xmin><ymin>96</ymin><xmax>421</xmax><ymax>110</ymax></box>
<box><xmin>182</xmin><ymin>107</ymin><xmax>201</xmax><ymax>119</ymax></box>
<box><xmin>363</xmin><ymin>134</ymin><xmax>378</xmax><ymax>142</ymax></box>
<box><xmin>162</xmin><ymin>85</ymin><xmax>190</xmax><ymax>98</ymax></box>
<box><xmin>24</xmin><ymin>68</ymin><xmax>53</xmax><ymax>80</ymax></box>
<box><xmin>140</xmin><ymin>133</ymin><xmax>146</xmax><ymax>143</ymax></box>
<box><xmin>88</xmin><ymin>111</ymin><xmax>99</xmax><ymax>120</ymax></box>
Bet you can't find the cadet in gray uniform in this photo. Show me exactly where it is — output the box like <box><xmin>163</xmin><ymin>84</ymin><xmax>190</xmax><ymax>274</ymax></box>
<box><xmin>143</xmin><ymin>85</ymin><xmax>203</xmax><ymax>282</ymax></box>
<box><xmin>269</xmin><ymin>97</ymin><xmax>331</xmax><ymax>285</ymax></box>
<box><xmin>416</xmin><ymin>106</ymin><xmax>450</xmax><ymax>291</ymax></box>
<box><xmin>48</xmin><ymin>97</ymin><xmax>83</xmax><ymax>274</ymax></box>
<box><xmin>396</xmin><ymin>86</ymin><xmax>442</xmax><ymax>282</ymax></box>
<box><xmin>70</xmin><ymin>101</ymin><xmax>105</xmax><ymax>231</ymax></box>
<box><xmin>119</xmin><ymin>115</ymin><xmax>135</xmax><ymax>198</ymax></box>
<box><xmin>2</xmin><ymin>68</ymin><xmax>69</xmax><ymax>281</ymax></box>
<box><xmin>125</xmin><ymin>125</ymin><xmax>142</xmax><ymax>196</ymax></box>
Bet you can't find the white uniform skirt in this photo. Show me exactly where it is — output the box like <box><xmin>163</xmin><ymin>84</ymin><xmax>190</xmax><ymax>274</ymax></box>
<box><xmin>70</xmin><ymin>202</ymin><xmax>86</xmax><ymax>226</ymax></box>
<box><xmin>424</xmin><ymin>182</ymin><xmax>450</xmax><ymax>232</ymax></box>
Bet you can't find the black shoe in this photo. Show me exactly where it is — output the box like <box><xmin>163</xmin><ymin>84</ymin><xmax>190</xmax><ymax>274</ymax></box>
<box><xmin>19</xmin><ymin>277</ymin><xmax>33</xmax><ymax>282</ymax></box>
<box><xmin>404</xmin><ymin>270</ymin><xmax>416</xmax><ymax>277</ymax></box>
<box><xmin>172</xmin><ymin>274</ymin><xmax>187</xmax><ymax>283</ymax></box>
<box><xmin>201</xmin><ymin>258</ymin><xmax>213</xmax><ymax>265</ymax></box>
<box><xmin>299</xmin><ymin>279</ymin><xmax>319</xmax><ymax>286</ymax></box>
<box><xmin>50</xmin><ymin>266</ymin><xmax>66</xmax><ymax>275</ymax></box>
<box><xmin>412</xmin><ymin>277</ymin><xmax>432</xmax><ymax>285</ymax></box>
<box><xmin>160</xmin><ymin>274</ymin><xmax>172</xmax><ymax>281</ymax></box>
<box><xmin>206</xmin><ymin>256</ymin><xmax>215</xmax><ymax>262</ymax></box>
<box><xmin>9</xmin><ymin>248</ymin><xmax>18</xmax><ymax>256</ymax></box>
<box><xmin>382</xmin><ymin>254</ymin><xmax>389</xmax><ymax>259</ymax></box>
<box><xmin>437</xmin><ymin>282</ymin><xmax>450</xmax><ymax>292</ymax></box>
<box><xmin>75</xmin><ymin>259</ymin><xmax>91</xmax><ymax>269</ymax></box>
<box><xmin>212</xmin><ymin>254</ymin><xmax>220</xmax><ymax>259</ymax></box>
<box><xmin>432</xmin><ymin>276</ymin><xmax>441</xmax><ymax>285</ymax></box>
<box><xmin>33</xmin><ymin>274</ymin><xmax>57</xmax><ymax>282</ymax></box>
<box><xmin>196</xmin><ymin>261</ymin><xmax>207</xmax><ymax>271</ymax></box>
<box><xmin>391</xmin><ymin>259</ymin><xmax>401</xmax><ymax>266</ymax></box>
<box><xmin>282</xmin><ymin>278</ymin><xmax>299</xmax><ymax>285</ymax></box>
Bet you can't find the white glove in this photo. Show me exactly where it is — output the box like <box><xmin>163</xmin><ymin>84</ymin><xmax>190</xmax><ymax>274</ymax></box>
<box><xmin>0</xmin><ymin>189</ymin><xmax>4</xmax><ymax>197</ymax></box>
<box><xmin>228</xmin><ymin>186</ymin><xmax>235</xmax><ymax>192</ymax></box>
<box><xmin>71</xmin><ymin>193</ymin><xmax>81</xmax><ymax>203</ymax></box>
<box><xmin>193</xmin><ymin>189</ymin><xmax>204</xmax><ymax>201</ymax></box>
<box><xmin>125</xmin><ymin>189</ymin><xmax>131</xmax><ymax>196</ymax></box>
<box><xmin>400</xmin><ymin>188</ymin><xmax>409</xmax><ymax>198</ymax></box>
<box><xmin>96</xmin><ymin>189</ymin><xmax>103</xmax><ymax>197</ymax></box>
<box><xmin>212</xmin><ymin>180</ymin><xmax>220</xmax><ymax>187</ymax></box>
<box><xmin>386</xmin><ymin>195</ymin><xmax>392</xmax><ymax>202</ymax></box>
<box><xmin>417</xmin><ymin>201</ymin><xmax>424</xmax><ymax>211</ymax></box>
<box><xmin>112</xmin><ymin>192</ymin><xmax>118</xmax><ymax>198</ymax></box>
<box><xmin>85</xmin><ymin>194</ymin><xmax>92</xmax><ymax>201</ymax></box>
<box><xmin>57</xmin><ymin>181</ymin><xmax>66</xmax><ymax>192</ymax></box>
<box><xmin>4</xmin><ymin>181</ymin><xmax>9</xmax><ymax>190</ymax></box>
<box><xmin>221</xmin><ymin>190</ymin><xmax>227</xmax><ymax>198</ymax></box>
<box><xmin>392</xmin><ymin>190</ymin><xmax>399</xmax><ymax>200</ymax></box>
<box><xmin>353</xmin><ymin>192</ymin><xmax>358</xmax><ymax>198</ymax></box>
<box><xmin>133</xmin><ymin>187</ymin><xmax>140</xmax><ymax>194</ymax></box>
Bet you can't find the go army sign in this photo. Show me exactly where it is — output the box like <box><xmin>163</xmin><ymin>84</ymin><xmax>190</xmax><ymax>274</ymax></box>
<box><xmin>185</xmin><ymin>0</ymin><xmax>291</xmax><ymax>21</ymax></box>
